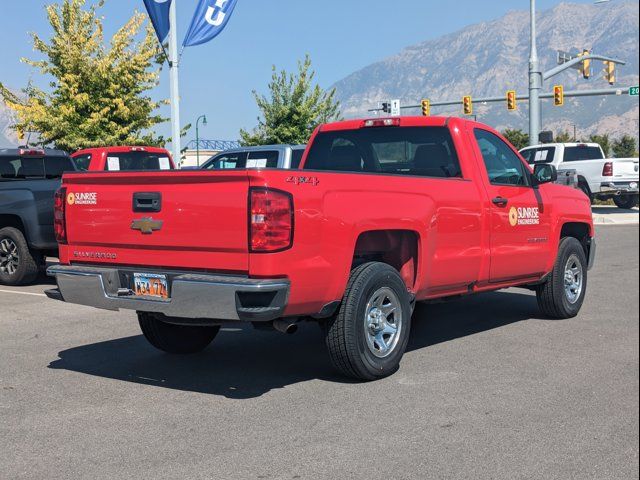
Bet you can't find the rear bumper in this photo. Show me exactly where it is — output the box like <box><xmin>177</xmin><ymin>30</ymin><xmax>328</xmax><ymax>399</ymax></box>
<box><xmin>599</xmin><ymin>181</ymin><xmax>639</xmax><ymax>195</ymax></box>
<box><xmin>46</xmin><ymin>265</ymin><xmax>289</xmax><ymax>322</ymax></box>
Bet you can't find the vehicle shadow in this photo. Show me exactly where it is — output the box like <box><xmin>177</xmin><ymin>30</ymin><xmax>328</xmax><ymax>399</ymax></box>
<box><xmin>48</xmin><ymin>290</ymin><xmax>546</xmax><ymax>399</ymax></box>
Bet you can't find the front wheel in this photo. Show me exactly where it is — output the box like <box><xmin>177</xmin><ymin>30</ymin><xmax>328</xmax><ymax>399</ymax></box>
<box><xmin>613</xmin><ymin>195</ymin><xmax>639</xmax><ymax>210</ymax></box>
<box><xmin>323</xmin><ymin>262</ymin><xmax>412</xmax><ymax>381</ymax></box>
<box><xmin>138</xmin><ymin>312</ymin><xmax>220</xmax><ymax>354</ymax></box>
<box><xmin>536</xmin><ymin>237</ymin><xmax>588</xmax><ymax>319</ymax></box>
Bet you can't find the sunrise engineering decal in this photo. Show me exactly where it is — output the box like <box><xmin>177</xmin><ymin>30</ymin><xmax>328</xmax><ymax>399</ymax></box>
<box><xmin>66</xmin><ymin>192</ymin><xmax>98</xmax><ymax>206</ymax></box>
<box><xmin>509</xmin><ymin>206</ymin><xmax>540</xmax><ymax>226</ymax></box>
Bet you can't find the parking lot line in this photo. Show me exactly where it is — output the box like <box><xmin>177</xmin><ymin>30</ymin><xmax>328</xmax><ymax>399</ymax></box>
<box><xmin>0</xmin><ymin>289</ymin><xmax>47</xmax><ymax>297</ymax></box>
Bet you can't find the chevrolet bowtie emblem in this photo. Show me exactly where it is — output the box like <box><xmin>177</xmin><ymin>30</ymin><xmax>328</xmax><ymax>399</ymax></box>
<box><xmin>131</xmin><ymin>217</ymin><xmax>163</xmax><ymax>234</ymax></box>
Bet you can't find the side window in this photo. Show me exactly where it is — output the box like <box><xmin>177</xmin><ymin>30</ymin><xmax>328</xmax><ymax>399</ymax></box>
<box><xmin>204</xmin><ymin>152</ymin><xmax>247</xmax><ymax>170</ymax></box>
<box><xmin>474</xmin><ymin>129</ymin><xmax>529</xmax><ymax>186</ymax></box>
<box><xmin>72</xmin><ymin>154</ymin><xmax>92</xmax><ymax>171</ymax></box>
<box><xmin>247</xmin><ymin>150</ymin><xmax>279</xmax><ymax>168</ymax></box>
<box><xmin>45</xmin><ymin>156</ymin><xmax>75</xmax><ymax>177</ymax></box>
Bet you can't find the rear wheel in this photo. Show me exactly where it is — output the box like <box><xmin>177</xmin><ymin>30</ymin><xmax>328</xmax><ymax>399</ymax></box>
<box><xmin>0</xmin><ymin>227</ymin><xmax>40</xmax><ymax>286</ymax></box>
<box><xmin>578</xmin><ymin>181</ymin><xmax>593</xmax><ymax>204</ymax></box>
<box><xmin>536</xmin><ymin>237</ymin><xmax>588</xmax><ymax>319</ymax></box>
<box><xmin>613</xmin><ymin>195</ymin><xmax>639</xmax><ymax>210</ymax></box>
<box><xmin>138</xmin><ymin>312</ymin><xmax>220</xmax><ymax>354</ymax></box>
<box><xmin>323</xmin><ymin>262</ymin><xmax>412</xmax><ymax>381</ymax></box>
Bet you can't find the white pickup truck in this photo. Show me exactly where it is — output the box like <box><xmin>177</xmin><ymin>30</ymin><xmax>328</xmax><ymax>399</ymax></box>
<box><xmin>520</xmin><ymin>143</ymin><xmax>639</xmax><ymax>209</ymax></box>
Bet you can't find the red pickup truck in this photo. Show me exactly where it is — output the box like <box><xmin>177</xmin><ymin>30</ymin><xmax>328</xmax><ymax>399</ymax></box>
<box><xmin>71</xmin><ymin>146</ymin><xmax>175</xmax><ymax>171</ymax></box>
<box><xmin>47</xmin><ymin>117</ymin><xmax>595</xmax><ymax>380</ymax></box>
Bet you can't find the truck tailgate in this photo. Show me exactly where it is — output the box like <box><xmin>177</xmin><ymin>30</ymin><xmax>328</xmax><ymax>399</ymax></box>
<box><xmin>61</xmin><ymin>171</ymin><xmax>250</xmax><ymax>272</ymax></box>
<box><xmin>613</xmin><ymin>158</ymin><xmax>639</xmax><ymax>179</ymax></box>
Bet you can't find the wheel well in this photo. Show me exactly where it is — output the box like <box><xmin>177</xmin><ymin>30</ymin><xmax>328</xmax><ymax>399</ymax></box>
<box><xmin>577</xmin><ymin>176</ymin><xmax>591</xmax><ymax>192</ymax></box>
<box><xmin>353</xmin><ymin>230</ymin><xmax>418</xmax><ymax>290</ymax></box>
<box><xmin>0</xmin><ymin>215</ymin><xmax>26</xmax><ymax>235</ymax></box>
<box><xmin>560</xmin><ymin>222</ymin><xmax>591</xmax><ymax>257</ymax></box>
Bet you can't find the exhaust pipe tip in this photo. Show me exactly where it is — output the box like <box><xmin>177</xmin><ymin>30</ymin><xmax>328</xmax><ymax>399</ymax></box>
<box><xmin>273</xmin><ymin>318</ymin><xmax>298</xmax><ymax>334</ymax></box>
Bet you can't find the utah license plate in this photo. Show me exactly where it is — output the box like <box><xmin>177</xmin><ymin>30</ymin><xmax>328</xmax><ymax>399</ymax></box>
<box><xmin>133</xmin><ymin>273</ymin><xmax>169</xmax><ymax>299</ymax></box>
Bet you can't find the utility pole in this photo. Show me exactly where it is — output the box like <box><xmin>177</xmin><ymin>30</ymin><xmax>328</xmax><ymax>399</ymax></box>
<box><xmin>168</xmin><ymin>1</ymin><xmax>181</xmax><ymax>166</ymax></box>
<box><xmin>528</xmin><ymin>0</ymin><xmax>542</xmax><ymax>146</ymax></box>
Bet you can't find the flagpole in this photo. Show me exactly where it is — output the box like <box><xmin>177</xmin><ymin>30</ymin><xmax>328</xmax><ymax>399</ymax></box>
<box><xmin>168</xmin><ymin>0</ymin><xmax>181</xmax><ymax>166</ymax></box>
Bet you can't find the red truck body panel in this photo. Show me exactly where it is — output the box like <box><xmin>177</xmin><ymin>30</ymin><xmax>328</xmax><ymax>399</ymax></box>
<box><xmin>71</xmin><ymin>146</ymin><xmax>175</xmax><ymax>171</ymax></box>
<box><xmin>58</xmin><ymin>117</ymin><xmax>593</xmax><ymax>318</ymax></box>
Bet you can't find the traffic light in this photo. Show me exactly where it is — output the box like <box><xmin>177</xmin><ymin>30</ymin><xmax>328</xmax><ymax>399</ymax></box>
<box><xmin>421</xmin><ymin>99</ymin><xmax>430</xmax><ymax>117</ymax></box>
<box><xmin>463</xmin><ymin>96</ymin><xmax>473</xmax><ymax>115</ymax></box>
<box><xmin>506</xmin><ymin>90</ymin><xmax>517</xmax><ymax>111</ymax></box>
<box><xmin>381</xmin><ymin>102</ymin><xmax>391</xmax><ymax>114</ymax></box>
<box><xmin>554</xmin><ymin>85</ymin><xmax>564</xmax><ymax>106</ymax></box>
<box><xmin>17</xmin><ymin>128</ymin><xmax>25</xmax><ymax>141</ymax></box>
<box><xmin>581</xmin><ymin>49</ymin><xmax>591</xmax><ymax>79</ymax></box>
<box><xmin>603</xmin><ymin>61</ymin><xmax>615</xmax><ymax>85</ymax></box>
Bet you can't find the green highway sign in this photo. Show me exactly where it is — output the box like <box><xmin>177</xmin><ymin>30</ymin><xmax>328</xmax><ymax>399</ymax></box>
<box><xmin>630</xmin><ymin>86</ymin><xmax>639</xmax><ymax>96</ymax></box>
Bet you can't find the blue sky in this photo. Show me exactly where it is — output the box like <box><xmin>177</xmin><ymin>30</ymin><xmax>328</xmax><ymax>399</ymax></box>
<box><xmin>0</xmin><ymin>0</ymin><xmax>604</xmax><ymax>145</ymax></box>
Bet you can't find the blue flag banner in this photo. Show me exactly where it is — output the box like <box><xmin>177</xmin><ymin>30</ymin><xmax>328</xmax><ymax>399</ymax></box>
<box><xmin>143</xmin><ymin>0</ymin><xmax>172</xmax><ymax>44</ymax></box>
<box><xmin>183</xmin><ymin>0</ymin><xmax>239</xmax><ymax>47</ymax></box>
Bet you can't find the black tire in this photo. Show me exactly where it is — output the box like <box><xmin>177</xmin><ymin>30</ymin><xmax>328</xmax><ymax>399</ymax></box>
<box><xmin>578</xmin><ymin>181</ymin><xmax>593</xmax><ymax>204</ymax></box>
<box><xmin>613</xmin><ymin>195</ymin><xmax>639</xmax><ymax>210</ymax></box>
<box><xmin>0</xmin><ymin>227</ymin><xmax>40</xmax><ymax>286</ymax></box>
<box><xmin>138</xmin><ymin>312</ymin><xmax>220</xmax><ymax>354</ymax></box>
<box><xmin>323</xmin><ymin>262</ymin><xmax>412</xmax><ymax>381</ymax></box>
<box><xmin>536</xmin><ymin>237</ymin><xmax>588</xmax><ymax>319</ymax></box>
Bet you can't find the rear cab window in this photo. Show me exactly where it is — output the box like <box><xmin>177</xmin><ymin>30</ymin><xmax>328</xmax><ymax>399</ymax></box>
<box><xmin>105</xmin><ymin>151</ymin><xmax>173</xmax><ymax>171</ymax></box>
<box><xmin>304</xmin><ymin>126</ymin><xmax>462</xmax><ymax>178</ymax></box>
<box><xmin>290</xmin><ymin>149</ymin><xmax>305</xmax><ymax>169</ymax></box>
<box><xmin>0</xmin><ymin>155</ymin><xmax>74</xmax><ymax>179</ymax></box>
<box><xmin>563</xmin><ymin>146</ymin><xmax>604</xmax><ymax>162</ymax></box>
<box><xmin>203</xmin><ymin>150</ymin><xmax>279</xmax><ymax>170</ymax></box>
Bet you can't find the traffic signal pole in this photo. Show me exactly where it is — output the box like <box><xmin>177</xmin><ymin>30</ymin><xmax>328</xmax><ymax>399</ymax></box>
<box><xmin>528</xmin><ymin>0</ymin><xmax>542</xmax><ymax>146</ymax></box>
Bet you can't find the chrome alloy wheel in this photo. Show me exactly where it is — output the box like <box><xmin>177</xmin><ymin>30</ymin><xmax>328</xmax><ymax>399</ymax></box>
<box><xmin>564</xmin><ymin>254</ymin><xmax>583</xmax><ymax>304</ymax></box>
<box><xmin>364</xmin><ymin>287</ymin><xmax>403</xmax><ymax>358</ymax></box>
<box><xmin>0</xmin><ymin>238</ymin><xmax>20</xmax><ymax>276</ymax></box>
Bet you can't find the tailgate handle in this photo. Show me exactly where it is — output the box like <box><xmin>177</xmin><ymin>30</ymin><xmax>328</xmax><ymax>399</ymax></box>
<box><xmin>133</xmin><ymin>192</ymin><xmax>162</xmax><ymax>212</ymax></box>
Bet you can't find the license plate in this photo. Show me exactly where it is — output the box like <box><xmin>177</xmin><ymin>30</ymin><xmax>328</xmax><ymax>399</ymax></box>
<box><xmin>133</xmin><ymin>273</ymin><xmax>169</xmax><ymax>299</ymax></box>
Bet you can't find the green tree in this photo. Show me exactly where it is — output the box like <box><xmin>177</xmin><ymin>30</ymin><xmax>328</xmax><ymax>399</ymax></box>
<box><xmin>612</xmin><ymin>135</ymin><xmax>638</xmax><ymax>158</ymax></box>
<box><xmin>502</xmin><ymin>129</ymin><xmax>529</xmax><ymax>150</ymax></box>
<box><xmin>588</xmin><ymin>134</ymin><xmax>611</xmax><ymax>156</ymax></box>
<box><xmin>554</xmin><ymin>131</ymin><xmax>573</xmax><ymax>143</ymax></box>
<box><xmin>240</xmin><ymin>55</ymin><xmax>341</xmax><ymax>146</ymax></box>
<box><xmin>0</xmin><ymin>0</ymin><xmax>165</xmax><ymax>151</ymax></box>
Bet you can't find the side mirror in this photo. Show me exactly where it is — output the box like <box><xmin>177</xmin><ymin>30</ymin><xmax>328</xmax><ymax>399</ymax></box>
<box><xmin>533</xmin><ymin>164</ymin><xmax>558</xmax><ymax>186</ymax></box>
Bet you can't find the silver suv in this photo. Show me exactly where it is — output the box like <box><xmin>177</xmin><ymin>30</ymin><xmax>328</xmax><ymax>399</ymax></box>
<box><xmin>201</xmin><ymin>145</ymin><xmax>306</xmax><ymax>170</ymax></box>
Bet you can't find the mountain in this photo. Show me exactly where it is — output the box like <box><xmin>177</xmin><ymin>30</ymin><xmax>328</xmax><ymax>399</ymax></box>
<box><xmin>333</xmin><ymin>1</ymin><xmax>640</xmax><ymax>142</ymax></box>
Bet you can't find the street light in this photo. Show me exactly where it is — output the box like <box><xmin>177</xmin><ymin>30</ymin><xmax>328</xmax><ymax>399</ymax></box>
<box><xmin>195</xmin><ymin>114</ymin><xmax>208</xmax><ymax>167</ymax></box>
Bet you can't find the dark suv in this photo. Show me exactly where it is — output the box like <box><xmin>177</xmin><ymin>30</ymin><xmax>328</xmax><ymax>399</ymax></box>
<box><xmin>0</xmin><ymin>148</ymin><xmax>76</xmax><ymax>285</ymax></box>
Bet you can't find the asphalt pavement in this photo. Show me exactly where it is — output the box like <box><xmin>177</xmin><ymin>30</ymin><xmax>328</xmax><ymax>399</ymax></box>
<box><xmin>0</xmin><ymin>225</ymin><xmax>638</xmax><ymax>480</ymax></box>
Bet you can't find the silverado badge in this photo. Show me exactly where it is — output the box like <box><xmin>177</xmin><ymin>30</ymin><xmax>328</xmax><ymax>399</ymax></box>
<box><xmin>131</xmin><ymin>217</ymin><xmax>163</xmax><ymax>235</ymax></box>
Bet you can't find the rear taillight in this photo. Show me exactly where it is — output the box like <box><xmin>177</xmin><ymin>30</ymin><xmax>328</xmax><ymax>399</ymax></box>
<box><xmin>602</xmin><ymin>162</ymin><xmax>613</xmax><ymax>177</ymax></box>
<box><xmin>249</xmin><ymin>188</ymin><xmax>293</xmax><ymax>253</ymax></box>
<box><xmin>54</xmin><ymin>187</ymin><xmax>67</xmax><ymax>244</ymax></box>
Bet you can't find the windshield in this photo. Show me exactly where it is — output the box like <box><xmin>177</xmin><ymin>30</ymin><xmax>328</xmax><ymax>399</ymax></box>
<box><xmin>0</xmin><ymin>156</ymin><xmax>74</xmax><ymax>179</ymax></box>
<box><xmin>521</xmin><ymin>147</ymin><xmax>556</xmax><ymax>165</ymax></box>
<box><xmin>304</xmin><ymin>127</ymin><xmax>461</xmax><ymax>178</ymax></box>
<box><xmin>104</xmin><ymin>151</ymin><xmax>172</xmax><ymax>171</ymax></box>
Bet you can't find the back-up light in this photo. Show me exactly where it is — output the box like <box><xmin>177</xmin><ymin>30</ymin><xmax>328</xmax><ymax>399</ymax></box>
<box><xmin>602</xmin><ymin>162</ymin><xmax>613</xmax><ymax>177</ymax></box>
<box><xmin>362</xmin><ymin>118</ymin><xmax>401</xmax><ymax>128</ymax></box>
<box><xmin>249</xmin><ymin>188</ymin><xmax>293</xmax><ymax>252</ymax></box>
<box><xmin>54</xmin><ymin>187</ymin><xmax>67</xmax><ymax>244</ymax></box>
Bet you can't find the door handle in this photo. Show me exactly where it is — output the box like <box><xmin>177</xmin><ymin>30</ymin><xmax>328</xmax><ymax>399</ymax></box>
<box><xmin>492</xmin><ymin>196</ymin><xmax>508</xmax><ymax>207</ymax></box>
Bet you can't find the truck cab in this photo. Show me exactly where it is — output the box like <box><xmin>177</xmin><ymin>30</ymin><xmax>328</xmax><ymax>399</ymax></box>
<box><xmin>201</xmin><ymin>145</ymin><xmax>306</xmax><ymax>170</ymax></box>
<box><xmin>71</xmin><ymin>146</ymin><xmax>175</xmax><ymax>172</ymax></box>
